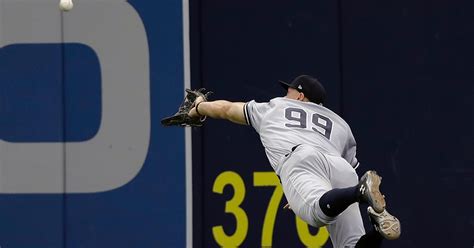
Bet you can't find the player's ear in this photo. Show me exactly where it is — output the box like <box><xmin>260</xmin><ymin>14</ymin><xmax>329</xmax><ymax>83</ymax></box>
<box><xmin>298</xmin><ymin>92</ymin><xmax>305</xmax><ymax>101</ymax></box>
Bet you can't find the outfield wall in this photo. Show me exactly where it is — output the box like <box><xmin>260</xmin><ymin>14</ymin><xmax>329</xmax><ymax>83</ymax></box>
<box><xmin>191</xmin><ymin>1</ymin><xmax>473</xmax><ymax>247</ymax></box>
<box><xmin>0</xmin><ymin>0</ymin><xmax>472</xmax><ymax>247</ymax></box>
<box><xmin>0</xmin><ymin>0</ymin><xmax>187</xmax><ymax>247</ymax></box>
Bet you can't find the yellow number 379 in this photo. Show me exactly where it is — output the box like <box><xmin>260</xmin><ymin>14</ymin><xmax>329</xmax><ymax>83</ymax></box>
<box><xmin>212</xmin><ymin>171</ymin><xmax>329</xmax><ymax>247</ymax></box>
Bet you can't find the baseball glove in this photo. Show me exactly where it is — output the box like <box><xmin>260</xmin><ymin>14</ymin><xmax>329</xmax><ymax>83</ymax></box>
<box><xmin>161</xmin><ymin>88</ymin><xmax>212</xmax><ymax>127</ymax></box>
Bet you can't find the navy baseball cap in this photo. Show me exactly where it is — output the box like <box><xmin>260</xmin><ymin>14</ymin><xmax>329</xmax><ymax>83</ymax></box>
<box><xmin>279</xmin><ymin>75</ymin><xmax>326</xmax><ymax>104</ymax></box>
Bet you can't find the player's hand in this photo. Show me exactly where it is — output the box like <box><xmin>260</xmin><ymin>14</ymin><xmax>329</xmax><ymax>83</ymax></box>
<box><xmin>189</xmin><ymin>96</ymin><xmax>205</xmax><ymax>118</ymax></box>
<box><xmin>161</xmin><ymin>88</ymin><xmax>211</xmax><ymax>127</ymax></box>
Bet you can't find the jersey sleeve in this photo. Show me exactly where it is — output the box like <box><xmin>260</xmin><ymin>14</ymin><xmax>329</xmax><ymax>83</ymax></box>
<box><xmin>244</xmin><ymin>100</ymin><xmax>272</xmax><ymax>133</ymax></box>
<box><xmin>342</xmin><ymin>128</ymin><xmax>360</xmax><ymax>169</ymax></box>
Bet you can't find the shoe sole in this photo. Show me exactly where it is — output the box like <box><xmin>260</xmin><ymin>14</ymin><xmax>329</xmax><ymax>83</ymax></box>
<box><xmin>368</xmin><ymin>207</ymin><xmax>401</xmax><ymax>240</ymax></box>
<box><xmin>365</xmin><ymin>171</ymin><xmax>386</xmax><ymax>213</ymax></box>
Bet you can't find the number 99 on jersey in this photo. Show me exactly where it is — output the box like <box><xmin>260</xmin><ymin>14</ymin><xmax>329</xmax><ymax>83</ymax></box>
<box><xmin>210</xmin><ymin>171</ymin><xmax>330</xmax><ymax>247</ymax></box>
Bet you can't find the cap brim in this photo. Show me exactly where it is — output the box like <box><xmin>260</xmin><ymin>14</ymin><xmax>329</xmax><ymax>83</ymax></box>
<box><xmin>279</xmin><ymin>80</ymin><xmax>292</xmax><ymax>90</ymax></box>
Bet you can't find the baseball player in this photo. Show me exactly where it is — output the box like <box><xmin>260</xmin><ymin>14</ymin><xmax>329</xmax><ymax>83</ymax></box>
<box><xmin>188</xmin><ymin>75</ymin><xmax>401</xmax><ymax>247</ymax></box>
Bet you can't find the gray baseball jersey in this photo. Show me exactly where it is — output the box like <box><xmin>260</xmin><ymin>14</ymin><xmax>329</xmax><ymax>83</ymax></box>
<box><xmin>244</xmin><ymin>97</ymin><xmax>359</xmax><ymax>175</ymax></box>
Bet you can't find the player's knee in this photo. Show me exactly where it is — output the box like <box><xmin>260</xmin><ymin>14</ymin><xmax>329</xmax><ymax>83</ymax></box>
<box><xmin>302</xmin><ymin>211</ymin><xmax>327</xmax><ymax>228</ymax></box>
<box><xmin>340</xmin><ymin>166</ymin><xmax>359</xmax><ymax>186</ymax></box>
<box><xmin>313</xmin><ymin>216</ymin><xmax>328</xmax><ymax>228</ymax></box>
<box><xmin>312</xmin><ymin>199</ymin><xmax>336</xmax><ymax>226</ymax></box>
<box><xmin>291</xmin><ymin>201</ymin><xmax>328</xmax><ymax>228</ymax></box>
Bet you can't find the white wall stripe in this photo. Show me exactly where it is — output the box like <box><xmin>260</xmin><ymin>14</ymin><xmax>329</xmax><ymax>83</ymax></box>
<box><xmin>182</xmin><ymin>0</ymin><xmax>193</xmax><ymax>247</ymax></box>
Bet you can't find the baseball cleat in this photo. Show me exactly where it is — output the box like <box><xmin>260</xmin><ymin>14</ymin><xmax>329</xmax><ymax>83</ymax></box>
<box><xmin>358</xmin><ymin>170</ymin><xmax>386</xmax><ymax>213</ymax></box>
<box><xmin>368</xmin><ymin>206</ymin><xmax>401</xmax><ymax>240</ymax></box>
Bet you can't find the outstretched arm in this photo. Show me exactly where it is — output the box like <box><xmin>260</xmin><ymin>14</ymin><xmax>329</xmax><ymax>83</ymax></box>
<box><xmin>189</xmin><ymin>97</ymin><xmax>247</xmax><ymax>125</ymax></box>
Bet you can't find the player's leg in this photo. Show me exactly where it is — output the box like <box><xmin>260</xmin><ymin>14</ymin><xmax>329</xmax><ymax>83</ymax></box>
<box><xmin>318</xmin><ymin>185</ymin><xmax>360</xmax><ymax>217</ymax></box>
<box><xmin>279</xmin><ymin>145</ymin><xmax>334</xmax><ymax>227</ymax></box>
<box><xmin>317</xmin><ymin>154</ymin><xmax>362</xmax><ymax>220</ymax></box>
<box><xmin>278</xmin><ymin>145</ymin><xmax>396</xmax><ymax>246</ymax></box>
<box><xmin>325</xmin><ymin>203</ymin><xmax>366</xmax><ymax>247</ymax></box>
<box><xmin>354</xmin><ymin>228</ymin><xmax>383</xmax><ymax>248</ymax></box>
<box><xmin>323</xmin><ymin>155</ymin><xmax>400</xmax><ymax>246</ymax></box>
<box><xmin>323</xmin><ymin>155</ymin><xmax>366</xmax><ymax>247</ymax></box>
<box><xmin>318</xmin><ymin>169</ymin><xmax>386</xmax><ymax>219</ymax></box>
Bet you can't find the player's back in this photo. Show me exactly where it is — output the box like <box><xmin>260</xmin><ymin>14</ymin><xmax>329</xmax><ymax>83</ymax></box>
<box><xmin>245</xmin><ymin>97</ymin><xmax>358</xmax><ymax>173</ymax></box>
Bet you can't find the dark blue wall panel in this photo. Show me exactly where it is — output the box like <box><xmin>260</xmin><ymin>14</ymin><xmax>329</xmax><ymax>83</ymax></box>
<box><xmin>341</xmin><ymin>1</ymin><xmax>474</xmax><ymax>247</ymax></box>
<box><xmin>195</xmin><ymin>1</ymin><xmax>340</xmax><ymax>247</ymax></box>
<box><xmin>193</xmin><ymin>0</ymin><xmax>474</xmax><ymax>247</ymax></box>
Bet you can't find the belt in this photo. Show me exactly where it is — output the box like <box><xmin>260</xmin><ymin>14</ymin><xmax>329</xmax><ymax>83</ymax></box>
<box><xmin>285</xmin><ymin>144</ymin><xmax>302</xmax><ymax>157</ymax></box>
<box><xmin>291</xmin><ymin>144</ymin><xmax>302</xmax><ymax>152</ymax></box>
